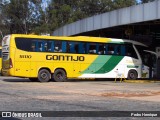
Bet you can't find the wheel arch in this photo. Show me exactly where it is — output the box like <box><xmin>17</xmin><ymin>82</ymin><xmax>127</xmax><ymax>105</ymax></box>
<box><xmin>38</xmin><ymin>67</ymin><xmax>51</xmax><ymax>75</ymax></box>
<box><xmin>54</xmin><ymin>68</ymin><xmax>67</xmax><ymax>76</ymax></box>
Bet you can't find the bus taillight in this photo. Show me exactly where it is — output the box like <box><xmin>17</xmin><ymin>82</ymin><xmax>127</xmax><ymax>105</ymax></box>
<box><xmin>9</xmin><ymin>58</ymin><xmax>13</xmax><ymax>68</ymax></box>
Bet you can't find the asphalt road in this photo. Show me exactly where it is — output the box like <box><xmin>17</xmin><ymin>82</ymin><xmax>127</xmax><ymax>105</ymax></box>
<box><xmin>0</xmin><ymin>77</ymin><xmax>160</xmax><ymax>120</ymax></box>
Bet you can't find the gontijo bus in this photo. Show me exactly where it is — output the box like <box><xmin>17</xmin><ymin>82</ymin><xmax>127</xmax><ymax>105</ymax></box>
<box><xmin>2</xmin><ymin>34</ymin><xmax>156</xmax><ymax>82</ymax></box>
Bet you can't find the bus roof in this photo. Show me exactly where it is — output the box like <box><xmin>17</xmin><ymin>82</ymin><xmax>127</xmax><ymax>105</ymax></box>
<box><xmin>10</xmin><ymin>34</ymin><xmax>147</xmax><ymax>47</ymax></box>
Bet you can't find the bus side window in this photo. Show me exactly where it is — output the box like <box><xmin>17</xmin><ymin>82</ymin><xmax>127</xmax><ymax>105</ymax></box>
<box><xmin>70</xmin><ymin>42</ymin><xmax>76</xmax><ymax>53</ymax></box>
<box><xmin>98</xmin><ymin>44</ymin><xmax>105</xmax><ymax>55</ymax></box>
<box><xmin>44</xmin><ymin>42</ymin><xmax>48</xmax><ymax>52</ymax></box>
<box><xmin>107</xmin><ymin>44</ymin><xmax>114</xmax><ymax>55</ymax></box>
<box><xmin>78</xmin><ymin>42</ymin><xmax>86</xmax><ymax>54</ymax></box>
<box><xmin>54</xmin><ymin>41</ymin><xmax>62</xmax><ymax>52</ymax></box>
<box><xmin>62</xmin><ymin>41</ymin><xmax>66</xmax><ymax>52</ymax></box>
<box><xmin>31</xmin><ymin>41</ymin><xmax>36</xmax><ymax>51</ymax></box>
<box><xmin>121</xmin><ymin>45</ymin><xmax>126</xmax><ymax>56</ymax></box>
<box><xmin>88</xmin><ymin>43</ymin><xmax>97</xmax><ymax>54</ymax></box>
<box><xmin>37</xmin><ymin>41</ymin><xmax>44</xmax><ymax>52</ymax></box>
<box><xmin>114</xmin><ymin>45</ymin><xmax>120</xmax><ymax>55</ymax></box>
<box><xmin>105</xmin><ymin>45</ymin><xmax>108</xmax><ymax>55</ymax></box>
<box><xmin>75</xmin><ymin>43</ymin><xmax>79</xmax><ymax>53</ymax></box>
<box><xmin>47</xmin><ymin>41</ymin><xmax>54</xmax><ymax>52</ymax></box>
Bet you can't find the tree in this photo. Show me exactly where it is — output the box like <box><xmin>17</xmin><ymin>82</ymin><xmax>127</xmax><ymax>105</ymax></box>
<box><xmin>0</xmin><ymin>0</ymin><xmax>138</xmax><ymax>36</ymax></box>
<box><xmin>46</xmin><ymin>0</ymin><xmax>137</xmax><ymax>31</ymax></box>
<box><xmin>0</xmin><ymin>0</ymin><xmax>42</xmax><ymax>34</ymax></box>
<box><xmin>112</xmin><ymin>0</ymin><xmax>136</xmax><ymax>9</ymax></box>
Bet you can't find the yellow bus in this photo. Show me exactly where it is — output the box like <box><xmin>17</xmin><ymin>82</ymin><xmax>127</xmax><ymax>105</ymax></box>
<box><xmin>1</xmin><ymin>34</ymin><xmax>157</xmax><ymax>82</ymax></box>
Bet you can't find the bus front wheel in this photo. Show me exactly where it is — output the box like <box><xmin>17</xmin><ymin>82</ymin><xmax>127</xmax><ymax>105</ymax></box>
<box><xmin>38</xmin><ymin>69</ymin><xmax>51</xmax><ymax>82</ymax></box>
<box><xmin>127</xmin><ymin>70</ymin><xmax>138</xmax><ymax>80</ymax></box>
<box><xmin>53</xmin><ymin>69</ymin><xmax>67</xmax><ymax>82</ymax></box>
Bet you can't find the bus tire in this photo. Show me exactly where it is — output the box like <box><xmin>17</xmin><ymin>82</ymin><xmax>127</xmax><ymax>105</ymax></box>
<box><xmin>38</xmin><ymin>69</ymin><xmax>51</xmax><ymax>82</ymax></box>
<box><xmin>53</xmin><ymin>69</ymin><xmax>67</xmax><ymax>82</ymax></box>
<box><xmin>127</xmin><ymin>70</ymin><xmax>138</xmax><ymax>80</ymax></box>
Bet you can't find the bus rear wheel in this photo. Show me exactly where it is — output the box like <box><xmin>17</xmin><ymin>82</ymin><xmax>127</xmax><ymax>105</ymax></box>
<box><xmin>53</xmin><ymin>69</ymin><xmax>67</xmax><ymax>82</ymax></box>
<box><xmin>127</xmin><ymin>70</ymin><xmax>138</xmax><ymax>80</ymax></box>
<box><xmin>38</xmin><ymin>69</ymin><xmax>51</xmax><ymax>82</ymax></box>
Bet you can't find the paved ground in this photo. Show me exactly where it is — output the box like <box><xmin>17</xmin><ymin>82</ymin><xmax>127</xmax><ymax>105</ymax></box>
<box><xmin>0</xmin><ymin>77</ymin><xmax>160</xmax><ymax>120</ymax></box>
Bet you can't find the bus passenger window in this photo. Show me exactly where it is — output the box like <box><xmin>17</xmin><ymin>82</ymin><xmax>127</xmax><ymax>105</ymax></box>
<box><xmin>75</xmin><ymin>44</ymin><xmax>79</xmax><ymax>53</ymax></box>
<box><xmin>78</xmin><ymin>43</ymin><xmax>86</xmax><ymax>54</ymax></box>
<box><xmin>89</xmin><ymin>43</ymin><xmax>97</xmax><ymax>54</ymax></box>
<box><xmin>44</xmin><ymin>42</ymin><xmax>48</xmax><ymax>51</ymax></box>
<box><xmin>31</xmin><ymin>42</ymin><xmax>36</xmax><ymax>51</ymax></box>
<box><xmin>107</xmin><ymin>44</ymin><xmax>114</xmax><ymax>55</ymax></box>
<box><xmin>70</xmin><ymin>42</ymin><xmax>76</xmax><ymax>53</ymax></box>
<box><xmin>54</xmin><ymin>41</ymin><xmax>62</xmax><ymax>52</ymax></box>
<box><xmin>121</xmin><ymin>45</ymin><xmax>126</xmax><ymax>56</ymax></box>
<box><xmin>47</xmin><ymin>41</ymin><xmax>54</xmax><ymax>52</ymax></box>
<box><xmin>98</xmin><ymin>44</ymin><xmax>105</xmax><ymax>55</ymax></box>
<box><xmin>114</xmin><ymin>45</ymin><xmax>120</xmax><ymax>55</ymax></box>
<box><xmin>62</xmin><ymin>41</ymin><xmax>66</xmax><ymax>52</ymax></box>
<box><xmin>38</xmin><ymin>42</ymin><xmax>43</xmax><ymax>51</ymax></box>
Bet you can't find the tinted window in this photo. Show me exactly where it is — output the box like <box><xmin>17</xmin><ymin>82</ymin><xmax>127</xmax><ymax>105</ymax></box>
<box><xmin>88</xmin><ymin>43</ymin><xmax>97</xmax><ymax>54</ymax></box>
<box><xmin>15</xmin><ymin>38</ymin><xmax>138</xmax><ymax>58</ymax></box>
<box><xmin>98</xmin><ymin>44</ymin><xmax>105</xmax><ymax>55</ymax></box>
<box><xmin>78</xmin><ymin>42</ymin><xmax>86</xmax><ymax>54</ymax></box>
<box><xmin>54</xmin><ymin>41</ymin><xmax>62</xmax><ymax>52</ymax></box>
<box><xmin>125</xmin><ymin>44</ymin><xmax>138</xmax><ymax>59</ymax></box>
<box><xmin>16</xmin><ymin>38</ymin><xmax>32</xmax><ymax>51</ymax></box>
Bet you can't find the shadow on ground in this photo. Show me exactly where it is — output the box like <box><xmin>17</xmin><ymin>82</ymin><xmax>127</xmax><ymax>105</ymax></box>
<box><xmin>2</xmin><ymin>79</ymin><xmax>32</xmax><ymax>82</ymax></box>
<box><xmin>2</xmin><ymin>78</ymin><xmax>160</xmax><ymax>83</ymax></box>
<box><xmin>2</xmin><ymin>78</ymin><xmax>116</xmax><ymax>83</ymax></box>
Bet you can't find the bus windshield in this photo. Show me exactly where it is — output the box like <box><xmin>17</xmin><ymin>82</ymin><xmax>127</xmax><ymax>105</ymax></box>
<box><xmin>135</xmin><ymin>45</ymin><xmax>157</xmax><ymax>67</ymax></box>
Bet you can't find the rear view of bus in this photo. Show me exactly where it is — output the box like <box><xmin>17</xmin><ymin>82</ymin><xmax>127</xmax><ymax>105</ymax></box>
<box><xmin>1</xmin><ymin>35</ymin><xmax>13</xmax><ymax>76</ymax></box>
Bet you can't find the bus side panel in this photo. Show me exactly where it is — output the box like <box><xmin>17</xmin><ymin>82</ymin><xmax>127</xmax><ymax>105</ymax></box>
<box><xmin>14</xmin><ymin>61</ymin><xmax>30</xmax><ymax>77</ymax></box>
<box><xmin>30</xmin><ymin>62</ymin><xmax>37</xmax><ymax>77</ymax></box>
<box><xmin>35</xmin><ymin>62</ymin><xmax>54</xmax><ymax>77</ymax></box>
<box><xmin>121</xmin><ymin>56</ymin><xmax>142</xmax><ymax>78</ymax></box>
<box><xmin>73</xmin><ymin>63</ymin><xmax>81</xmax><ymax>78</ymax></box>
<box><xmin>79</xmin><ymin>56</ymin><xmax>142</xmax><ymax>79</ymax></box>
<box><xmin>14</xmin><ymin>49</ymin><xmax>31</xmax><ymax>77</ymax></box>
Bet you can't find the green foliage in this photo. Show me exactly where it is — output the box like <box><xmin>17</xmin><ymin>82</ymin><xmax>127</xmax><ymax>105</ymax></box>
<box><xmin>0</xmin><ymin>0</ymin><xmax>41</xmax><ymax>35</ymax></box>
<box><xmin>0</xmin><ymin>0</ymin><xmax>138</xmax><ymax>36</ymax></box>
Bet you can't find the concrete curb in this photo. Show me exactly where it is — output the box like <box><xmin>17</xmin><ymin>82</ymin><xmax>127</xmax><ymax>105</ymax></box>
<box><xmin>123</xmin><ymin>80</ymin><xmax>160</xmax><ymax>83</ymax></box>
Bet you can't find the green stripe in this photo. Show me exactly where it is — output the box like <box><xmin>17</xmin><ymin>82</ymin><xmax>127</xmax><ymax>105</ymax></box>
<box><xmin>81</xmin><ymin>56</ymin><xmax>111</xmax><ymax>74</ymax></box>
<box><xmin>81</xmin><ymin>56</ymin><xmax>124</xmax><ymax>74</ymax></box>
<box><xmin>95</xmin><ymin>56</ymin><xmax>124</xmax><ymax>73</ymax></box>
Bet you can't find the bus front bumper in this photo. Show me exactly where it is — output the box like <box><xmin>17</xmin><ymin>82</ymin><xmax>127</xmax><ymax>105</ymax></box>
<box><xmin>1</xmin><ymin>69</ymin><xmax>10</xmax><ymax>76</ymax></box>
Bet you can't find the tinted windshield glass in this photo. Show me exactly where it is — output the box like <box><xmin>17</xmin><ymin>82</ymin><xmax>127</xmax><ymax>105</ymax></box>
<box><xmin>135</xmin><ymin>45</ymin><xmax>156</xmax><ymax>66</ymax></box>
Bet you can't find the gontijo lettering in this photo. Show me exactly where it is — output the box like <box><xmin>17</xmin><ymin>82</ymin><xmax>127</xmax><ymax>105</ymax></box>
<box><xmin>46</xmin><ymin>55</ymin><xmax>85</xmax><ymax>61</ymax></box>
